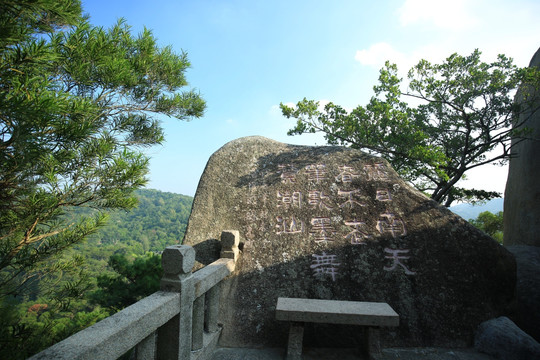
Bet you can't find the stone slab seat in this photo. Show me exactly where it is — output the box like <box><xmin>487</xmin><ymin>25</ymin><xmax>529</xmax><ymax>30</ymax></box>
<box><xmin>276</xmin><ymin>297</ymin><xmax>399</xmax><ymax>360</ymax></box>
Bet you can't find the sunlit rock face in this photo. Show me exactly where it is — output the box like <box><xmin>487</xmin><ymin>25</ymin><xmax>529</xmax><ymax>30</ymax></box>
<box><xmin>504</xmin><ymin>46</ymin><xmax>540</xmax><ymax>247</ymax></box>
<box><xmin>183</xmin><ymin>136</ymin><xmax>515</xmax><ymax>349</ymax></box>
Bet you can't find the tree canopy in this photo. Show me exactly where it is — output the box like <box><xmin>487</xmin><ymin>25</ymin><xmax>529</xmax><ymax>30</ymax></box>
<box><xmin>0</xmin><ymin>0</ymin><xmax>205</xmax><ymax>299</ymax></box>
<box><xmin>281</xmin><ymin>50</ymin><xmax>540</xmax><ymax>206</ymax></box>
<box><xmin>90</xmin><ymin>252</ymin><xmax>162</xmax><ymax>312</ymax></box>
<box><xmin>470</xmin><ymin>211</ymin><xmax>503</xmax><ymax>244</ymax></box>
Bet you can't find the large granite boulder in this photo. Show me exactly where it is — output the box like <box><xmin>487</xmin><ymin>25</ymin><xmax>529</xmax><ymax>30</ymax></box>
<box><xmin>504</xmin><ymin>46</ymin><xmax>540</xmax><ymax>247</ymax></box>
<box><xmin>183</xmin><ymin>136</ymin><xmax>515</xmax><ymax>349</ymax></box>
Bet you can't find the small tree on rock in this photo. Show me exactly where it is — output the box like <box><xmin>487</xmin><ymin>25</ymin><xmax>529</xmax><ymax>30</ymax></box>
<box><xmin>281</xmin><ymin>50</ymin><xmax>540</xmax><ymax>206</ymax></box>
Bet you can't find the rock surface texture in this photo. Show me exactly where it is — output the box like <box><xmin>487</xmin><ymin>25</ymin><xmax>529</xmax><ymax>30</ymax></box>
<box><xmin>474</xmin><ymin>316</ymin><xmax>540</xmax><ymax>360</ymax></box>
<box><xmin>504</xmin><ymin>46</ymin><xmax>540</xmax><ymax>247</ymax></box>
<box><xmin>506</xmin><ymin>245</ymin><xmax>540</xmax><ymax>342</ymax></box>
<box><xmin>183</xmin><ymin>136</ymin><xmax>516</xmax><ymax>349</ymax></box>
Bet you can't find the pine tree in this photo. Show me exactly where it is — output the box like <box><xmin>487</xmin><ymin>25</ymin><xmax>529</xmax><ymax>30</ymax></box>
<box><xmin>0</xmin><ymin>0</ymin><xmax>205</xmax><ymax>299</ymax></box>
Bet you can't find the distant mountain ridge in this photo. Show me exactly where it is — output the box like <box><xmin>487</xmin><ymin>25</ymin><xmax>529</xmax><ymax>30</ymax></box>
<box><xmin>449</xmin><ymin>198</ymin><xmax>504</xmax><ymax>220</ymax></box>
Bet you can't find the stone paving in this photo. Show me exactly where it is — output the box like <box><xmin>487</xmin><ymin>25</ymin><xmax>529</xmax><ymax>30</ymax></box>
<box><xmin>211</xmin><ymin>347</ymin><xmax>496</xmax><ymax>360</ymax></box>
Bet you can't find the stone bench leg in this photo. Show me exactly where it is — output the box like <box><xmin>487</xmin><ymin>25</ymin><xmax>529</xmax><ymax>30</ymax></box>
<box><xmin>365</xmin><ymin>327</ymin><xmax>381</xmax><ymax>360</ymax></box>
<box><xmin>286</xmin><ymin>322</ymin><xmax>304</xmax><ymax>360</ymax></box>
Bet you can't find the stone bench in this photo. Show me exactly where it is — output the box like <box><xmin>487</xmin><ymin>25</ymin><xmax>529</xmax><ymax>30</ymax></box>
<box><xmin>275</xmin><ymin>297</ymin><xmax>399</xmax><ymax>360</ymax></box>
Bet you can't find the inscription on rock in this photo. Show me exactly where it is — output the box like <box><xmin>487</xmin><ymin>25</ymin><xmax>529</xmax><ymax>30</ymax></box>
<box><xmin>269</xmin><ymin>160</ymin><xmax>413</xmax><ymax>282</ymax></box>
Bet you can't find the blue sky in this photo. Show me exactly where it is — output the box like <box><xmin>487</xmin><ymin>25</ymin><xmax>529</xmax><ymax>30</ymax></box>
<box><xmin>82</xmin><ymin>0</ymin><xmax>540</xmax><ymax>197</ymax></box>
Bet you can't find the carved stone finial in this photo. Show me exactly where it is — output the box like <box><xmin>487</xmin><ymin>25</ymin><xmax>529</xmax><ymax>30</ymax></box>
<box><xmin>162</xmin><ymin>245</ymin><xmax>195</xmax><ymax>276</ymax></box>
<box><xmin>220</xmin><ymin>230</ymin><xmax>240</xmax><ymax>261</ymax></box>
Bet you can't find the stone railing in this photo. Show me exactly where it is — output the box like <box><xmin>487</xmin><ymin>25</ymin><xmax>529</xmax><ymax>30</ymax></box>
<box><xmin>29</xmin><ymin>230</ymin><xmax>240</xmax><ymax>360</ymax></box>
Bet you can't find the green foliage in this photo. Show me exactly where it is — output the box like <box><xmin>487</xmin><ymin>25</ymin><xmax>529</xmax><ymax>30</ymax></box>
<box><xmin>91</xmin><ymin>189</ymin><xmax>193</xmax><ymax>252</ymax></box>
<box><xmin>0</xmin><ymin>288</ymin><xmax>109</xmax><ymax>359</ymax></box>
<box><xmin>63</xmin><ymin>189</ymin><xmax>192</xmax><ymax>285</ymax></box>
<box><xmin>81</xmin><ymin>190</ymin><xmax>192</xmax><ymax>312</ymax></box>
<box><xmin>0</xmin><ymin>1</ymin><xmax>82</xmax><ymax>48</ymax></box>
<box><xmin>282</xmin><ymin>50</ymin><xmax>540</xmax><ymax>207</ymax></box>
<box><xmin>0</xmin><ymin>0</ymin><xmax>204</xmax><ymax>300</ymax></box>
<box><xmin>0</xmin><ymin>189</ymin><xmax>192</xmax><ymax>358</ymax></box>
<box><xmin>90</xmin><ymin>253</ymin><xmax>162</xmax><ymax>312</ymax></box>
<box><xmin>470</xmin><ymin>211</ymin><xmax>504</xmax><ymax>244</ymax></box>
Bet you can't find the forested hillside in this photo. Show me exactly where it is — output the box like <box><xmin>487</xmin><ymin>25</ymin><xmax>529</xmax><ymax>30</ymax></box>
<box><xmin>1</xmin><ymin>189</ymin><xmax>193</xmax><ymax>358</ymax></box>
<box><xmin>82</xmin><ymin>189</ymin><xmax>193</xmax><ymax>255</ymax></box>
<box><xmin>69</xmin><ymin>189</ymin><xmax>193</xmax><ymax>295</ymax></box>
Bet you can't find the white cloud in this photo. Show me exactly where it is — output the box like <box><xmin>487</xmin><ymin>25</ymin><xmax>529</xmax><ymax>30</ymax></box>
<box><xmin>354</xmin><ymin>41</ymin><xmax>486</xmax><ymax>75</ymax></box>
<box><xmin>398</xmin><ymin>0</ymin><xmax>478</xmax><ymax>30</ymax></box>
<box><xmin>316</xmin><ymin>99</ymin><xmax>331</xmax><ymax>110</ymax></box>
<box><xmin>354</xmin><ymin>42</ymin><xmax>406</xmax><ymax>68</ymax></box>
<box><xmin>356</xmin><ymin>1</ymin><xmax>540</xmax><ymax>74</ymax></box>
<box><xmin>353</xmin><ymin>42</ymin><xmax>437</xmax><ymax>74</ymax></box>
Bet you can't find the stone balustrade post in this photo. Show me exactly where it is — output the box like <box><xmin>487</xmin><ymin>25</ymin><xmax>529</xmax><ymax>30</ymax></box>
<box><xmin>192</xmin><ymin>230</ymin><xmax>239</xmax><ymax>351</ymax></box>
<box><xmin>135</xmin><ymin>332</ymin><xmax>157</xmax><ymax>360</ymax></box>
<box><xmin>191</xmin><ymin>294</ymin><xmax>205</xmax><ymax>351</ymax></box>
<box><xmin>220</xmin><ymin>230</ymin><xmax>240</xmax><ymax>262</ymax></box>
<box><xmin>205</xmin><ymin>283</ymin><xmax>221</xmax><ymax>333</ymax></box>
<box><xmin>157</xmin><ymin>245</ymin><xmax>196</xmax><ymax>360</ymax></box>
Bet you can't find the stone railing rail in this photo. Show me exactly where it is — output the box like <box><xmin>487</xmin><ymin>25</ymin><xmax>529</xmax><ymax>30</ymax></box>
<box><xmin>28</xmin><ymin>230</ymin><xmax>241</xmax><ymax>360</ymax></box>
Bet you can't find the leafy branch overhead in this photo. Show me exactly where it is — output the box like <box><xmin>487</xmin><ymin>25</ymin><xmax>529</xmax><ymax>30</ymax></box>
<box><xmin>281</xmin><ymin>50</ymin><xmax>540</xmax><ymax>206</ymax></box>
<box><xmin>0</xmin><ymin>0</ymin><xmax>205</xmax><ymax>299</ymax></box>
